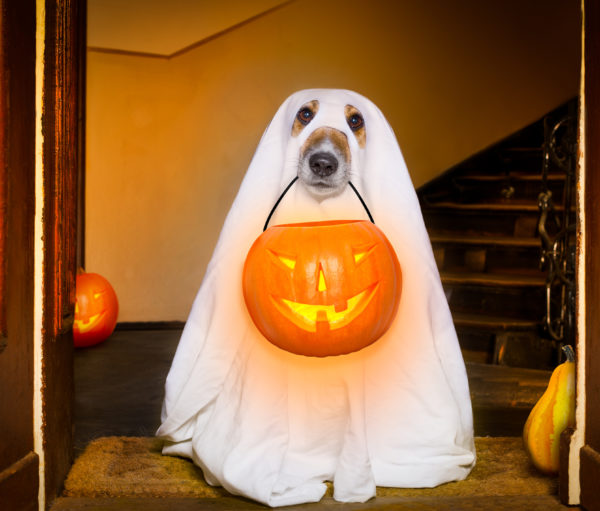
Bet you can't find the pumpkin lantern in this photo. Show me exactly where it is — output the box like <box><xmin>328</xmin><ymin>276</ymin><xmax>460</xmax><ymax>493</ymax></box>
<box><xmin>243</xmin><ymin>220</ymin><xmax>402</xmax><ymax>357</ymax></box>
<box><xmin>73</xmin><ymin>271</ymin><xmax>119</xmax><ymax>348</ymax></box>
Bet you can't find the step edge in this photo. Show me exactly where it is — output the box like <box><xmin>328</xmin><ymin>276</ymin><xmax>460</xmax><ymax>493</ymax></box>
<box><xmin>441</xmin><ymin>272</ymin><xmax>546</xmax><ymax>287</ymax></box>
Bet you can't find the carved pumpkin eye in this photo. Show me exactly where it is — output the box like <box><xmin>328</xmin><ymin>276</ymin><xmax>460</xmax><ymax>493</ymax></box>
<box><xmin>353</xmin><ymin>244</ymin><xmax>376</xmax><ymax>265</ymax></box>
<box><xmin>269</xmin><ymin>249</ymin><xmax>296</xmax><ymax>270</ymax></box>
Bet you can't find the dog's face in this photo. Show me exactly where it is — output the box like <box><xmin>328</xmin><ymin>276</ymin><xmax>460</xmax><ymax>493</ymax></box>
<box><xmin>292</xmin><ymin>100</ymin><xmax>366</xmax><ymax>199</ymax></box>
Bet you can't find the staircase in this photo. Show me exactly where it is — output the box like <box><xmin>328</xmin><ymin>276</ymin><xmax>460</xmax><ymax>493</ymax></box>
<box><xmin>419</xmin><ymin>100</ymin><xmax>577</xmax><ymax>370</ymax></box>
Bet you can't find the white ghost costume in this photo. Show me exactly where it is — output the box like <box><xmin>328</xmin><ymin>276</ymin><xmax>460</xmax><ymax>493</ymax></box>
<box><xmin>157</xmin><ymin>89</ymin><xmax>475</xmax><ymax>506</ymax></box>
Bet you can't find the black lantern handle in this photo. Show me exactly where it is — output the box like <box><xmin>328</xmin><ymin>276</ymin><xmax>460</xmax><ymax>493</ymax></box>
<box><xmin>263</xmin><ymin>178</ymin><xmax>374</xmax><ymax>231</ymax></box>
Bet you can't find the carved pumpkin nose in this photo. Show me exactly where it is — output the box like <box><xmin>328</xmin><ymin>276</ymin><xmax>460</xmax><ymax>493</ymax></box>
<box><xmin>318</xmin><ymin>266</ymin><xmax>327</xmax><ymax>291</ymax></box>
<box><xmin>309</xmin><ymin>152</ymin><xmax>338</xmax><ymax>177</ymax></box>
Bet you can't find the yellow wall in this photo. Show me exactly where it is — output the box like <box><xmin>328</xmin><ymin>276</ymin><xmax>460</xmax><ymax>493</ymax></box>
<box><xmin>86</xmin><ymin>0</ymin><xmax>580</xmax><ymax>322</ymax></box>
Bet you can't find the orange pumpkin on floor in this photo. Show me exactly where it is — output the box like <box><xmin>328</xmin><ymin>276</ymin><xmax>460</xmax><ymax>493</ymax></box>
<box><xmin>243</xmin><ymin>220</ymin><xmax>402</xmax><ymax>357</ymax></box>
<box><xmin>74</xmin><ymin>272</ymin><xmax>119</xmax><ymax>348</ymax></box>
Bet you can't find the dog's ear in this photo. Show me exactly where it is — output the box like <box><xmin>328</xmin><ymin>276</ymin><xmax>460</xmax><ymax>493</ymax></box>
<box><xmin>292</xmin><ymin>100</ymin><xmax>319</xmax><ymax>137</ymax></box>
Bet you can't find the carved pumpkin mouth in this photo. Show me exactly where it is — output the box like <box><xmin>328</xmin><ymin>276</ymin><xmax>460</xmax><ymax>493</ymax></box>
<box><xmin>271</xmin><ymin>282</ymin><xmax>379</xmax><ymax>333</ymax></box>
<box><xmin>75</xmin><ymin>311</ymin><xmax>106</xmax><ymax>334</ymax></box>
<box><xmin>74</xmin><ymin>293</ymin><xmax>107</xmax><ymax>334</ymax></box>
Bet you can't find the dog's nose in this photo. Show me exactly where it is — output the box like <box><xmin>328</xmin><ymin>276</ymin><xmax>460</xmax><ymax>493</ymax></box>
<box><xmin>309</xmin><ymin>152</ymin><xmax>338</xmax><ymax>177</ymax></box>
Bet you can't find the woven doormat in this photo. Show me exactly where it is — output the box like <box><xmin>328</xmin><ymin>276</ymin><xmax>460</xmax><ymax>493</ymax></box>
<box><xmin>63</xmin><ymin>437</ymin><xmax>557</xmax><ymax>499</ymax></box>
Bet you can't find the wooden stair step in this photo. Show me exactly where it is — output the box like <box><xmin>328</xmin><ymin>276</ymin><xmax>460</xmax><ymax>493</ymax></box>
<box><xmin>423</xmin><ymin>201</ymin><xmax>545</xmax><ymax>212</ymax></box>
<box><xmin>453</xmin><ymin>313</ymin><xmax>539</xmax><ymax>330</ymax></box>
<box><xmin>466</xmin><ymin>361</ymin><xmax>551</xmax><ymax>436</ymax></box>
<box><xmin>424</xmin><ymin>210</ymin><xmax>540</xmax><ymax>238</ymax></box>
<box><xmin>445</xmin><ymin>284</ymin><xmax>546</xmax><ymax>319</ymax></box>
<box><xmin>441</xmin><ymin>271</ymin><xmax>545</xmax><ymax>287</ymax></box>
<box><xmin>454</xmin><ymin>172</ymin><xmax>565</xmax><ymax>182</ymax></box>
<box><xmin>503</xmin><ymin>146</ymin><xmax>543</xmax><ymax>153</ymax></box>
<box><xmin>430</xmin><ymin>234</ymin><xmax>540</xmax><ymax>248</ymax></box>
<box><xmin>466</xmin><ymin>361</ymin><xmax>550</xmax><ymax>408</ymax></box>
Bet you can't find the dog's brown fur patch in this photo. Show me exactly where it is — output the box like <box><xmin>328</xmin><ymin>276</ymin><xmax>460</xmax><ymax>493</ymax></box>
<box><xmin>300</xmin><ymin>127</ymin><xmax>351</xmax><ymax>163</ymax></box>
<box><xmin>345</xmin><ymin>105</ymin><xmax>366</xmax><ymax>148</ymax></box>
<box><xmin>292</xmin><ymin>100</ymin><xmax>320</xmax><ymax>137</ymax></box>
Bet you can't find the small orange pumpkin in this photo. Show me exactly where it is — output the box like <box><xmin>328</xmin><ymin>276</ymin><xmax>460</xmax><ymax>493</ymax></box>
<box><xmin>243</xmin><ymin>220</ymin><xmax>402</xmax><ymax>357</ymax></box>
<box><xmin>73</xmin><ymin>272</ymin><xmax>119</xmax><ymax>348</ymax></box>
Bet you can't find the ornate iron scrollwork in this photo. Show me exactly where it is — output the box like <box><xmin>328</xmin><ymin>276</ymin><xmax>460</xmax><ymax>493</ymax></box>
<box><xmin>537</xmin><ymin>109</ymin><xmax>577</xmax><ymax>344</ymax></box>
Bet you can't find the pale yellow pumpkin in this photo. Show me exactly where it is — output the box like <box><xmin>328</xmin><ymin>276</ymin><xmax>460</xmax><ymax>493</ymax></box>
<box><xmin>523</xmin><ymin>345</ymin><xmax>576</xmax><ymax>474</ymax></box>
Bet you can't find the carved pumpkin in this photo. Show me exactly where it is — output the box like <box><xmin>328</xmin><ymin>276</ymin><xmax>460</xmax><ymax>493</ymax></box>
<box><xmin>73</xmin><ymin>272</ymin><xmax>119</xmax><ymax>348</ymax></box>
<box><xmin>243</xmin><ymin>220</ymin><xmax>402</xmax><ymax>357</ymax></box>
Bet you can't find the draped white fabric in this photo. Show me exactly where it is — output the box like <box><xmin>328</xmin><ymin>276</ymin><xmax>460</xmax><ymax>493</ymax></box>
<box><xmin>157</xmin><ymin>89</ymin><xmax>475</xmax><ymax>506</ymax></box>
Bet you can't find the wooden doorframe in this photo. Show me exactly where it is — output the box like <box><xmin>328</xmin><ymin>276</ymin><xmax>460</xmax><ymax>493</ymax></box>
<box><xmin>561</xmin><ymin>1</ymin><xmax>600</xmax><ymax>509</ymax></box>
<box><xmin>38</xmin><ymin>0</ymin><xmax>86</xmax><ymax>504</ymax></box>
<box><xmin>579</xmin><ymin>0</ymin><xmax>600</xmax><ymax>508</ymax></box>
<box><xmin>3</xmin><ymin>0</ymin><xmax>595</xmax><ymax>509</ymax></box>
<box><xmin>39</xmin><ymin>0</ymin><xmax>85</xmax><ymax>508</ymax></box>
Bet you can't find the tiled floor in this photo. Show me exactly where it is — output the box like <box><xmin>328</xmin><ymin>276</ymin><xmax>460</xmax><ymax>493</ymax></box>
<box><xmin>73</xmin><ymin>327</ymin><xmax>552</xmax><ymax>456</ymax></box>
<box><xmin>73</xmin><ymin>327</ymin><xmax>181</xmax><ymax>456</ymax></box>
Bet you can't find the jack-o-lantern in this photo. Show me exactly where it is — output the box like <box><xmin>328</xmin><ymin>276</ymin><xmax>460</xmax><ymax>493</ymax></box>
<box><xmin>73</xmin><ymin>272</ymin><xmax>119</xmax><ymax>348</ymax></box>
<box><xmin>243</xmin><ymin>220</ymin><xmax>402</xmax><ymax>357</ymax></box>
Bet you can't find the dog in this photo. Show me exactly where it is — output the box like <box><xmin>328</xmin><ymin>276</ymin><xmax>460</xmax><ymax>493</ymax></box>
<box><xmin>158</xmin><ymin>90</ymin><xmax>475</xmax><ymax>507</ymax></box>
<box><xmin>293</xmin><ymin>100</ymin><xmax>366</xmax><ymax>198</ymax></box>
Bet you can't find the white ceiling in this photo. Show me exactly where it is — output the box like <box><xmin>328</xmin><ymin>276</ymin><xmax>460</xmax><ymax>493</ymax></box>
<box><xmin>87</xmin><ymin>0</ymin><xmax>289</xmax><ymax>56</ymax></box>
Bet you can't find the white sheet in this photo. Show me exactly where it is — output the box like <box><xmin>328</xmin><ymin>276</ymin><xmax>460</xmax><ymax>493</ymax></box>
<box><xmin>157</xmin><ymin>89</ymin><xmax>475</xmax><ymax>506</ymax></box>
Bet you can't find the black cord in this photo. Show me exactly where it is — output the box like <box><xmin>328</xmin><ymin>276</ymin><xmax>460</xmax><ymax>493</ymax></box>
<box><xmin>348</xmin><ymin>181</ymin><xmax>375</xmax><ymax>224</ymax></box>
<box><xmin>263</xmin><ymin>177</ymin><xmax>374</xmax><ymax>231</ymax></box>
<box><xmin>263</xmin><ymin>176</ymin><xmax>298</xmax><ymax>231</ymax></box>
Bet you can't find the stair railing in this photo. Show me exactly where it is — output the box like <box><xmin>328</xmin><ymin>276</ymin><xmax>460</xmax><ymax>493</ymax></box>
<box><xmin>537</xmin><ymin>110</ymin><xmax>577</xmax><ymax>345</ymax></box>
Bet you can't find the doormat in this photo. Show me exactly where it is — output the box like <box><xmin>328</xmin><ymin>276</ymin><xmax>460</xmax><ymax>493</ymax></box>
<box><xmin>63</xmin><ymin>437</ymin><xmax>557</xmax><ymax>499</ymax></box>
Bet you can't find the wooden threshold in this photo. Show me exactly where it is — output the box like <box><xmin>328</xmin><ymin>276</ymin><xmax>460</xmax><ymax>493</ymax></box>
<box><xmin>115</xmin><ymin>321</ymin><xmax>185</xmax><ymax>331</ymax></box>
<box><xmin>50</xmin><ymin>495</ymin><xmax>574</xmax><ymax>511</ymax></box>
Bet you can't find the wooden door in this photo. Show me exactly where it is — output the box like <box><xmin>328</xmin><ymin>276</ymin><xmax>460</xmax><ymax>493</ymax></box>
<box><xmin>0</xmin><ymin>1</ymin><xmax>83</xmax><ymax>509</ymax></box>
<box><xmin>0</xmin><ymin>1</ymin><xmax>39</xmax><ymax>510</ymax></box>
<box><xmin>580</xmin><ymin>0</ymin><xmax>600</xmax><ymax>509</ymax></box>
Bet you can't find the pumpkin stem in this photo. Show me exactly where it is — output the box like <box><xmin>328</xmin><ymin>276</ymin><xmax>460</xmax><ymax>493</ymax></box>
<box><xmin>562</xmin><ymin>344</ymin><xmax>575</xmax><ymax>363</ymax></box>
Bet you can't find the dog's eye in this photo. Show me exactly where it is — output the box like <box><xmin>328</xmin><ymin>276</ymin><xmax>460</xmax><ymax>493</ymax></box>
<box><xmin>297</xmin><ymin>107</ymin><xmax>314</xmax><ymax>125</ymax></box>
<box><xmin>347</xmin><ymin>113</ymin><xmax>364</xmax><ymax>131</ymax></box>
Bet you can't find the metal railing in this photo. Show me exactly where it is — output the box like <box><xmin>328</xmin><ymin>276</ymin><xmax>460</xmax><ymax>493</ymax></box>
<box><xmin>537</xmin><ymin>108</ymin><xmax>577</xmax><ymax>345</ymax></box>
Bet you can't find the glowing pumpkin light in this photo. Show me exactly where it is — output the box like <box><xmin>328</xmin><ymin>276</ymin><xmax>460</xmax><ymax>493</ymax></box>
<box><xmin>73</xmin><ymin>272</ymin><xmax>119</xmax><ymax>348</ymax></box>
<box><xmin>243</xmin><ymin>220</ymin><xmax>402</xmax><ymax>357</ymax></box>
